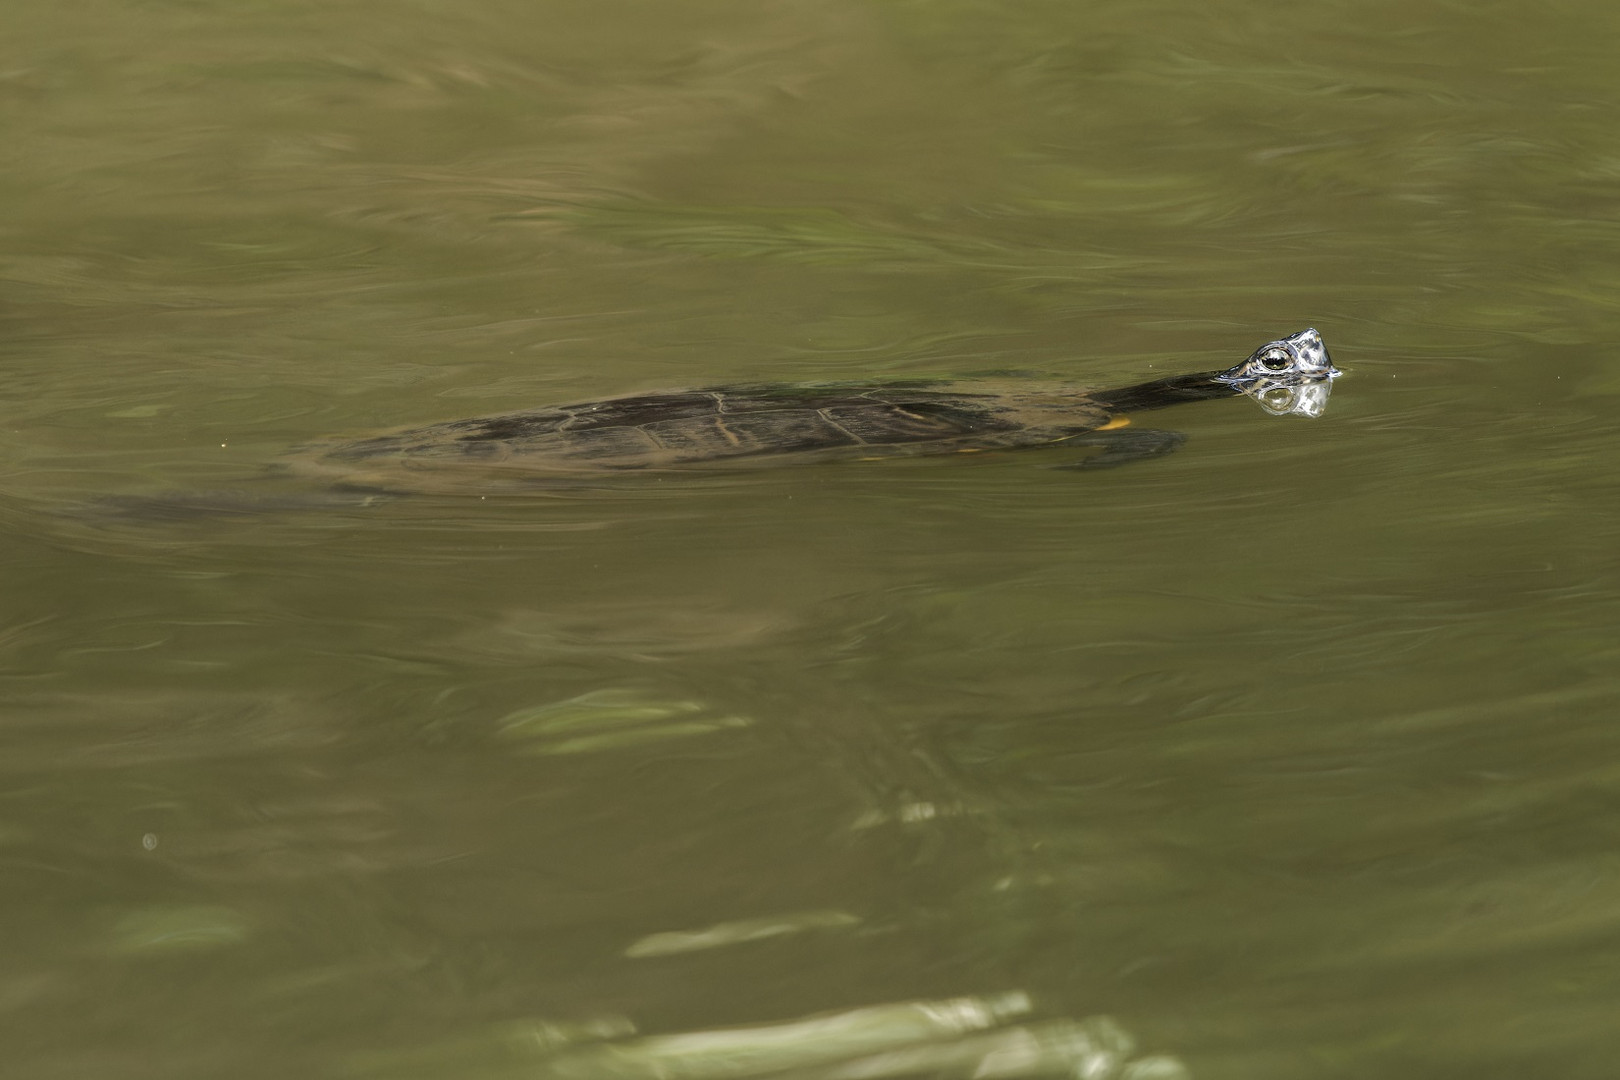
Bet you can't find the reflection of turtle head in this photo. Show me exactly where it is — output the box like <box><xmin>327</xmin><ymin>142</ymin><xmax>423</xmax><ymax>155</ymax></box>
<box><xmin>1214</xmin><ymin>328</ymin><xmax>1340</xmax><ymax>417</ymax></box>
<box><xmin>1239</xmin><ymin>377</ymin><xmax>1335</xmax><ymax>417</ymax></box>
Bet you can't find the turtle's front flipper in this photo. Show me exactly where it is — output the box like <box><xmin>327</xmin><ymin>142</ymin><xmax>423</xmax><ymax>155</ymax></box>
<box><xmin>1050</xmin><ymin>427</ymin><xmax>1187</xmax><ymax>470</ymax></box>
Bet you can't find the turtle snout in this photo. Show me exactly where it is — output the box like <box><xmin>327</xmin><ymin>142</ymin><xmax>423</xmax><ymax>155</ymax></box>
<box><xmin>1284</xmin><ymin>327</ymin><xmax>1339</xmax><ymax>378</ymax></box>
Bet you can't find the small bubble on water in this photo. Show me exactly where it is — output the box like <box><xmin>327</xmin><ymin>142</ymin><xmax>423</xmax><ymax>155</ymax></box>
<box><xmin>142</xmin><ymin>833</ymin><xmax>158</xmax><ymax>851</ymax></box>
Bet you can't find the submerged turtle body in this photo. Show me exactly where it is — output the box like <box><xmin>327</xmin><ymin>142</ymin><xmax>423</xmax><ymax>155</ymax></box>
<box><xmin>284</xmin><ymin>328</ymin><xmax>1337</xmax><ymax>492</ymax></box>
<box><xmin>304</xmin><ymin>383</ymin><xmax>1115</xmax><ymax>478</ymax></box>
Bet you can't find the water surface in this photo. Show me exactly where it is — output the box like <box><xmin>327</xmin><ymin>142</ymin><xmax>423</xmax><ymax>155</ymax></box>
<box><xmin>5</xmin><ymin>0</ymin><xmax>1620</xmax><ymax>1077</ymax></box>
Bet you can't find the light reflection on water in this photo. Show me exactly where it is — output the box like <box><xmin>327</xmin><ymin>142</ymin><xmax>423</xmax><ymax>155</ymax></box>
<box><xmin>6</xmin><ymin>0</ymin><xmax>1620</xmax><ymax>1077</ymax></box>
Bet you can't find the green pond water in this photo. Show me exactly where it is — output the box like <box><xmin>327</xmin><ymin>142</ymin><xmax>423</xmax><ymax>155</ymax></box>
<box><xmin>5</xmin><ymin>0</ymin><xmax>1620</xmax><ymax>1076</ymax></box>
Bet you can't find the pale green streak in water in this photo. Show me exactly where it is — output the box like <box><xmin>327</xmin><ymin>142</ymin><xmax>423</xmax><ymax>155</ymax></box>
<box><xmin>4</xmin><ymin>0</ymin><xmax>1620</xmax><ymax>1077</ymax></box>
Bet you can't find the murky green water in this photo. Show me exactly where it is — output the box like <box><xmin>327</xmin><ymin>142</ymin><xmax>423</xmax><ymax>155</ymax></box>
<box><xmin>6</xmin><ymin>0</ymin><xmax>1620</xmax><ymax>1076</ymax></box>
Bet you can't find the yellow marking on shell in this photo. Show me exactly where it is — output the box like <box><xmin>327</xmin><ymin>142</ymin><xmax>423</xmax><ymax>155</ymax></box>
<box><xmin>1095</xmin><ymin>416</ymin><xmax>1131</xmax><ymax>431</ymax></box>
<box><xmin>955</xmin><ymin>447</ymin><xmax>985</xmax><ymax>454</ymax></box>
<box><xmin>815</xmin><ymin>411</ymin><xmax>864</xmax><ymax>445</ymax></box>
<box><xmin>713</xmin><ymin>418</ymin><xmax>742</xmax><ymax>448</ymax></box>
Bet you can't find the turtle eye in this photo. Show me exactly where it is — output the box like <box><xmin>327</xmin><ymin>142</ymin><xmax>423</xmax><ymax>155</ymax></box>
<box><xmin>1258</xmin><ymin>347</ymin><xmax>1292</xmax><ymax>372</ymax></box>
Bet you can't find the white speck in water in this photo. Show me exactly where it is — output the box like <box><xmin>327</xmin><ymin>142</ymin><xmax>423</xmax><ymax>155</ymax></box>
<box><xmin>142</xmin><ymin>833</ymin><xmax>158</xmax><ymax>851</ymax></box>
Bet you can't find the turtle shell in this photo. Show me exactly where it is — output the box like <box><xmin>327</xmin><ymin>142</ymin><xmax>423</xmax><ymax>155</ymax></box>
<box><xmin>286</xmin><ymin>382</ymin><xmax>1113</xmax><ymax>490</ymax></box>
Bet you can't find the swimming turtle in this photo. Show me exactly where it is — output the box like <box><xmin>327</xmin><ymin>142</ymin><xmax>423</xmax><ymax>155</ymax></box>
<box><xmin>88</xmin><ymin>329</ymin><xmax>1338</xmax><ymax>518</ymax></box>
<box><xmin>287</xmin><ymin>328</ymin><xmax>1337</xmax><ymax>491</ymax></box>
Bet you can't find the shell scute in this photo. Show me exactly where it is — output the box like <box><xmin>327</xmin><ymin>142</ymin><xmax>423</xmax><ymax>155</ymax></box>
<box><xmin>642</xmin><ymin>411</ymin><xmax>858</xmax><ymax>455</ymax></box>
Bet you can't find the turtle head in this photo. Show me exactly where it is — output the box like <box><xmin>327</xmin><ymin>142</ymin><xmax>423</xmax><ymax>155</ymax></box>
<box><xmin>1215</xmin><ymin>328</ymin><xmax>1340</xmax><ymax>416</ymax></box>
<box><xmin>1219</xmin><ymin>328</ymin><xmax>1338</xmax><ymax>384</ymax></box>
